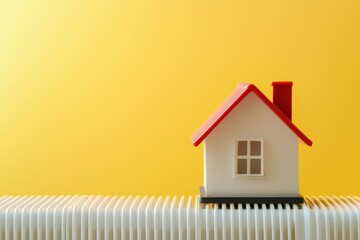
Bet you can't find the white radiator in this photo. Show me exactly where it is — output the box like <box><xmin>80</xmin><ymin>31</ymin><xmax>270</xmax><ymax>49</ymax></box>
<box><xmin>0</xmin><ymin>195</ymin><xmax>359</xmax><ymax>240</ymax></box>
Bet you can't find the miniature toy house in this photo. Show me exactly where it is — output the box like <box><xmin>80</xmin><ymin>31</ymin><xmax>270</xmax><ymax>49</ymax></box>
<box><xmin>192</xmin><ymin>82</ymin><xmax>312</xmax><ymax>204</ymax></box>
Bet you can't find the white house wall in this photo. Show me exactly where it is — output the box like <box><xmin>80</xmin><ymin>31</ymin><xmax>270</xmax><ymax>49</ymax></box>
<box><xmin>204</xmin><ymin>92</ymin><xmax>299</xmax><ymax>197</ymax></box>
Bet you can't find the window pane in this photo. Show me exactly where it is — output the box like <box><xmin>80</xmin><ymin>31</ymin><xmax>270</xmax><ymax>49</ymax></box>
<box><xmin>250</xmin><ymin>159</ymin><xmax>261</xmax><ymax>174</ymax></box>
<box><xmin>250</xmin><ymin>141</ymin><xmax>261</xmax><ymax>156</ymax></box>
<box><xmin>237</xmin><ymin>159</ymin><xmax>247</xmax><ymax>174</ymax></box>
<box><xmin>238</xmin><ymin>141</ymin><xmax>247</xmax><ymax>155</ymax></box>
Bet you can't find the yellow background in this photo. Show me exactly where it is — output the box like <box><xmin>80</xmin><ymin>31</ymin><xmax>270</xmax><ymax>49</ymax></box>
<box><xmin>0</xmin><ymin>1</ymin><xmax>359</xmax><ymax>197</ymax></box>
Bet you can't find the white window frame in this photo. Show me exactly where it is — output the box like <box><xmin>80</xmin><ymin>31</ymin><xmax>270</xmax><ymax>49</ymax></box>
<box><xmin>234</xmin><ymin>139</ymin><xmax>264</xmax><ymax>177</ymax></box>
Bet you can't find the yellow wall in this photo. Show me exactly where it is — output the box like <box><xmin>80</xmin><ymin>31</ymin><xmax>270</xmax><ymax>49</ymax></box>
<box><xmin>0</xmin><ymin>1</ymin><xmax>359</xmax><ymax>196</ymax></box>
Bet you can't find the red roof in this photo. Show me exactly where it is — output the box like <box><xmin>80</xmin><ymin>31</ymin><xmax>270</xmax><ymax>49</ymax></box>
<box><xmin>192</xmin><ymin>83</ymin><xmax>312</xmax><ymax>147</ymax></box>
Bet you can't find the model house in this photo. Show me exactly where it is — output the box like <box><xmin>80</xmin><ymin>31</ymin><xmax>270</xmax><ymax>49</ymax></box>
<box><xmin>192</xmin><ymin>82</ymin><xmax>312</xmax><ymax>204</ymax></box>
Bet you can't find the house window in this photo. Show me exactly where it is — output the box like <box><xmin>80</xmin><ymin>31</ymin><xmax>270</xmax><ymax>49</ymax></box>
<box><xmin>236</xmin><ymin>140</ymin><xmax>263</xmax><ymax>176</ymax></box>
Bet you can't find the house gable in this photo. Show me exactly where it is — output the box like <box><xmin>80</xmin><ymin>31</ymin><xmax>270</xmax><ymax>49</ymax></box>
<box><xmin>192</xmin><ymin>83</ymin><xmax>312</xmax><ymax>147</ymax></box>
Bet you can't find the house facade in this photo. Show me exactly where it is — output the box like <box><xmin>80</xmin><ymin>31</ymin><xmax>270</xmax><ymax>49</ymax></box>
<box><xmin>192</xmin><ymin>82</ymin><xmax>312</xmax><ymax>201</ymax></box>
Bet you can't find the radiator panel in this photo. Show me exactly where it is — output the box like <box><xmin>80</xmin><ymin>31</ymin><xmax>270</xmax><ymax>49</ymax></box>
<box><xmin>0</xmin><ymin>195</ymin><xmax>359</xmax><ymax>240</ymax></box>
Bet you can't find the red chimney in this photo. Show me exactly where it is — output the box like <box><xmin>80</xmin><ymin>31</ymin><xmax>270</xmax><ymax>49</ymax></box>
<box><xmin>272</xmin><ymin>81</ymin><xmax>293</xmax><ymax>120</ymax></box>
